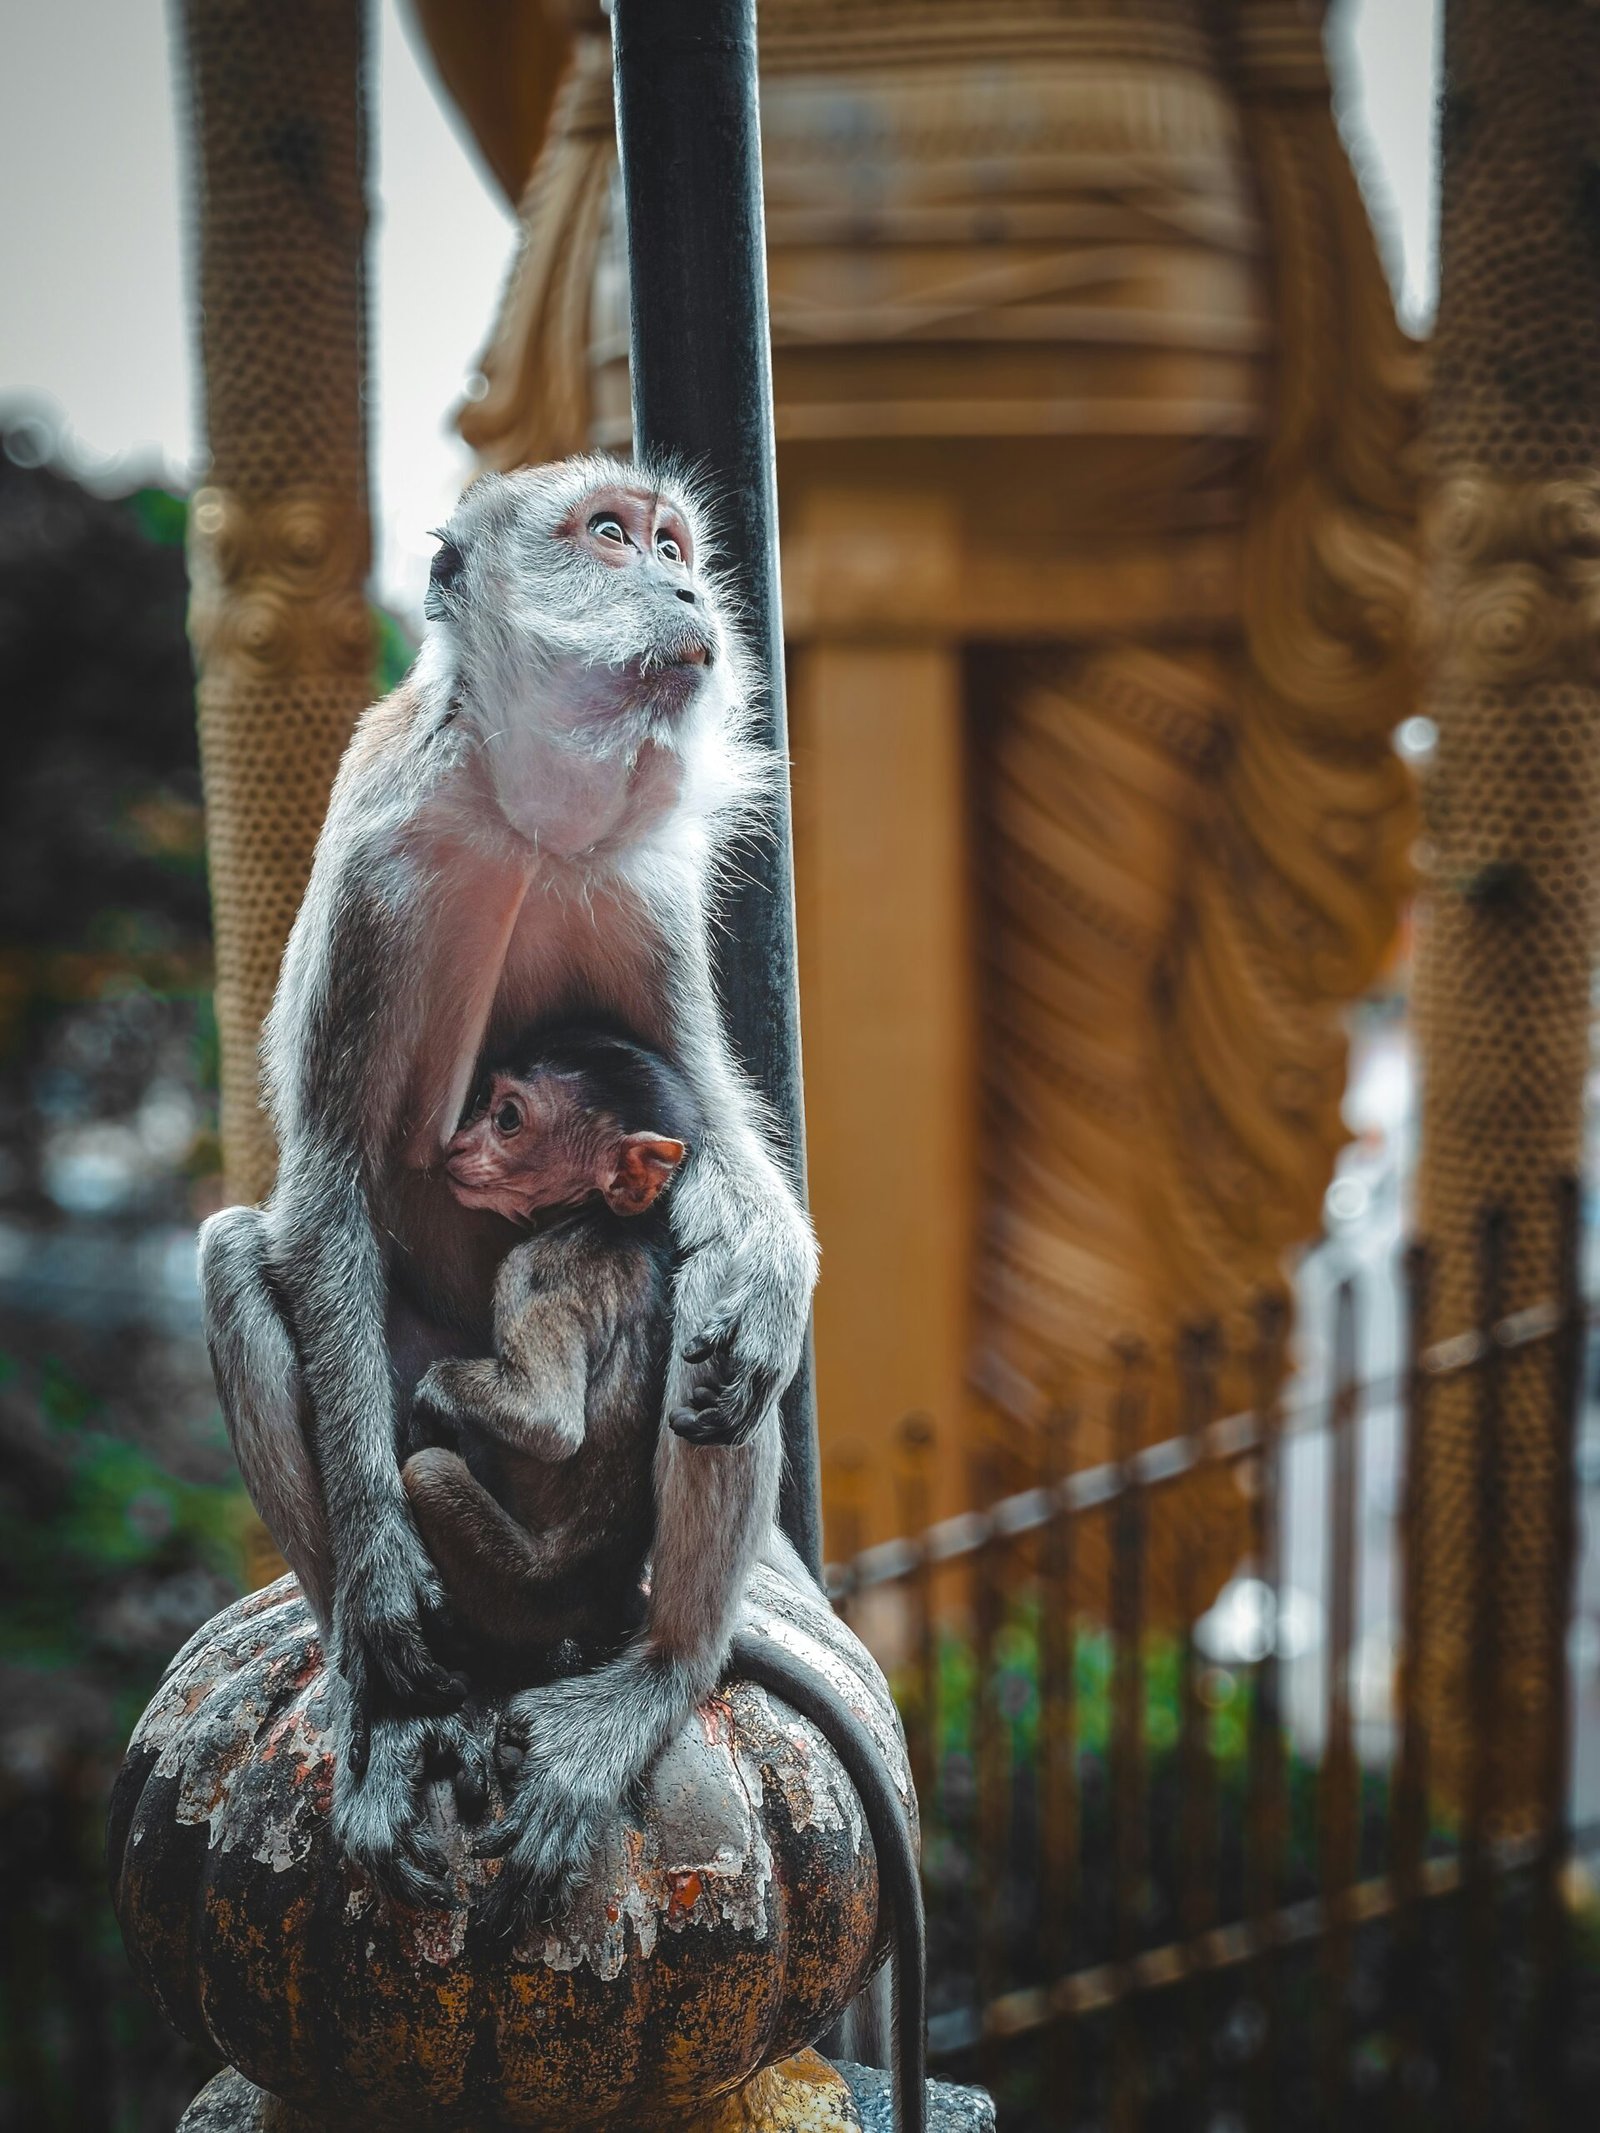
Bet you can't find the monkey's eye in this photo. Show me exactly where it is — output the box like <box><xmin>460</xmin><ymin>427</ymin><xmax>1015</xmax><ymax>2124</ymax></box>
<box><xmin>588</xmin><ymin>515</ymin><xmax>628</xmax><ymax>546</ymax></box>
<box><xmin>493</xmin><ymin>1101</ymin><xmax>522</xmax><ymax>1136</ymax></box>
<box><xmin>655</xmin><ymin>534</ymin><xmax>683</xmax><ymax>565</ymax></box>
<box><xmin>429</xmin><ymin>537</ymin><xmax>464</xmax><ymax>592</ymax></box>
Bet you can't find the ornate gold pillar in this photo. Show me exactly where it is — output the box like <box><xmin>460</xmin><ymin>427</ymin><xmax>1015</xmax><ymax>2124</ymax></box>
<box><xmin>1414</xmin><ymin>0</ymin><xmax>1600</xmax><ymax>1815</ymax></box>
<box><xmin>179</xmin><ymin>0</ymin><xmax>374</xmax><ymax>1210</ymax></box>
<box><xmin>786</xmin><ymin>490</ymin><xmax>976</xmax><ymax>1527</ymax></box>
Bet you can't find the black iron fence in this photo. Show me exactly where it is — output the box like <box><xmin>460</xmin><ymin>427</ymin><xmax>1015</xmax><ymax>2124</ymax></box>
<box><xmin>825</xmin><ymin>1186</ymin><xmax>1599</xmax><ymax>2130</ymax></box>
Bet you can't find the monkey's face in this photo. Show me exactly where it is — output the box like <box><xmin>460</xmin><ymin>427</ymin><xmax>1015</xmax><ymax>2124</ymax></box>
<box><xmin>419</xmin><ymin>455</ymin><xmax>748</xmax><ymax>803</ymax></box>
<box><xmin>442</xmin><ymin>1068</ymin><xmax>685</xmax><ymax>1222</ymax></box>
<box><xmin>443</xmin><ymin>1071</ymin><xmax>600</xmax><ymax>1220</ymax></box>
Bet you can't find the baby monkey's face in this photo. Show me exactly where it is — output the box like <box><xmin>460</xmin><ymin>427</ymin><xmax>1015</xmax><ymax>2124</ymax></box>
<box><xmin>444</xmin><ymin>1067</ymin><xmax>685</xmax><ymax>1223</ymax></box>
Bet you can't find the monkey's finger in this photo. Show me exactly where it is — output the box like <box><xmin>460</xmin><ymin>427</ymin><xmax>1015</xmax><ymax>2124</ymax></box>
<box><xmin>427</xmin><ymin>1714</ymin><xmax>495</xmax><ymax>1825</ymax></box>
<box><xmin>478</xmin><ymin>1852</ymin><xmax>534</xmax><ymax>1939</ymax></box>
<box><xmin>683</xmin><ymin>1328</ymin><xmax>733</xmax><ymax>1367</ymax></box>
<box><xmin>703</xmin><ymin>1362</ymin><xmax>781</xmax><ymax>1444</ymax></box>
<box><xmin>476</xmin><ymin>1809</ymin><xmax>526</xmax><ymax>1862</ymax></box>
<box><xmin>494</xmin><ymin>1737</ymin><xmax>531</xmax><ymax>1792</ymax></box>
<box><xmin>347</xmin><ymin>1707</ymin><xmax>371</xmax><ymax>1780</ymax></box>
<box><xmin>377</xmin><ymin>1830</ymin><xmax>454</xmax><ymax>1913</ymax></box>
<box><xmin>453</xmin><ymin>1745</ymin><xmax>492</xmax><ymax>1826</ymax></box>
<box><xmin>478</xmin><ymin>1826</ymin><xmax>586</xmax><ymax>1940</ymax></box>
<box><xmin>669</xmin><ymin>1405</ymin><xmax>752</xmax><ymax>1446</ymax></box>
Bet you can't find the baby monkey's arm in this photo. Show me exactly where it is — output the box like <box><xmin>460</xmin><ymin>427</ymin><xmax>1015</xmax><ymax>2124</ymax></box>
<box><xmin>417</xmin><ymin>1242</ymin><xmax>588</xmax><ymax>1463</ymax></box>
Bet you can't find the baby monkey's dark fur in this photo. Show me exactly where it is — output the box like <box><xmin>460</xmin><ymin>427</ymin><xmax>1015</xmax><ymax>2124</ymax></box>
<box><xmin>408</xmin><ymin>1026</ymin><xmax>927</xmax><ymax>2133</ymax></box>
<box><xmin>404</xmin><ymin>1028</ymin><xmax>700</xmax><ymax>1669</ymax></box>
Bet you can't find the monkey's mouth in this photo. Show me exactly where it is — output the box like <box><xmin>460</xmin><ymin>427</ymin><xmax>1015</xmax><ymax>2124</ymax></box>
<box><xmin>635</xmin><ymin>626</ymin><xmax>715</xmax><ymax>676</ymax></box>
<box><xmin>444</xmin><ymin>1166</ymin><xmax>533</xmax><ymax>1220</ymax></box>
<box><xmin>444</xmin><ymin>1152</ymin><xmax>502</xmax><ymax>1197</ymax></box>
<box><xmin>619</xmin><ymin>644</ymin><xmax>712</xmax><ymax>717</ymax></box>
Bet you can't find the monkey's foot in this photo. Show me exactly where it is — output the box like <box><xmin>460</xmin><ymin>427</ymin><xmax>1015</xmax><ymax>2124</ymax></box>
<box><xmin>476</xmin><ymin>1742</ymin><xmax>615</xmax><ymax>1936</ymax></box>
<box><xmin>477</xmin><ymin>1645</ymin><xmax>700</xmax><ymax>1936</ymax></box>
<box><xmin>331</xmin><ymin>1707</ymin><xmax>495</xmax><ymax>1911</ymax></box>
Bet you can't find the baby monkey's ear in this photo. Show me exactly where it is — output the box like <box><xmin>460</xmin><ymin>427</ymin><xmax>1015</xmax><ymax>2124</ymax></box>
<box><xmin>603</xmin><ymin>1134</ymin><xmax>688</xmax><ymax>1215</ymax></box>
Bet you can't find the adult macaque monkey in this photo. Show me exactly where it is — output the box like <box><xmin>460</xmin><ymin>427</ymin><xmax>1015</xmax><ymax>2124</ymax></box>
<box><xmin>198</xmin><ymin>456</ymin><xmax>818</xmax><ymax>1905</ymax></box>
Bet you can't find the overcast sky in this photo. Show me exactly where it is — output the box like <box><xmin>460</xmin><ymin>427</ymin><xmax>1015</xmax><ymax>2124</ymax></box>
<box><xmin>0</xmin><ymin>0</ymin><xmax>1439</xmax><ymax>620</ymax></box>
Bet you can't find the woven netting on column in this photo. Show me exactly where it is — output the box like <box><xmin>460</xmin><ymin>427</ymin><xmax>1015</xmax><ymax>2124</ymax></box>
<box><xmin>179</xmin><ymin>0</ymin><xmax>374</xmax><ymax>1214</ymax></box>
<box><xmin>1415</xmin><ymin>0</ymin><xmax>1600</xmax><ymax>1823</ymax></box>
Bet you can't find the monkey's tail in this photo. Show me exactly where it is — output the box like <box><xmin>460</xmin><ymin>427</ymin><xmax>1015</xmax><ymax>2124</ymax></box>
<box><xmin>727</xmin><ymin>1631</ymin><xmax>927</xmax><ymax>2133</ymax></box>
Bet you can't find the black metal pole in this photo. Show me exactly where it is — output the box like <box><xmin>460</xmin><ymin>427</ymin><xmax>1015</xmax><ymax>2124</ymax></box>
<box><xmin>611</xmin><ymin>0</ymin><xmax>821</xmax><ymax>1574</ymax></box>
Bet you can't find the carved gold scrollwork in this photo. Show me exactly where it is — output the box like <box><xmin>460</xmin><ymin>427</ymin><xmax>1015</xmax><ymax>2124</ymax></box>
<box><xmin>1421</xmin><ymin>471</ymin><xmax>1600</xmax><ymax>686</ymax></box>
<box><xmin>187</xmin><ymin>487</ymin><xmax>373</xmax><ymax>680</ymax></box>
<box><xmin>457</xmin><ymin>27</ymin><xmax>614</xmax><ymax>470</ymax></box>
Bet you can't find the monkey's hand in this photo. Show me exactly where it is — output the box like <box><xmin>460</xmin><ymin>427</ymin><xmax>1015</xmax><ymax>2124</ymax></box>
<box><xmin>669</xmin><ymin>1322</ymin><xmax>781</xmax><ymax>1447</ymax></box>
<box><xmin>331</xmin><ymin>1692</ymin><xmax>496</xmax><ymax>1912</ymax></box>
<box><xmin>413</xmin><ymin>1360</ymin><xmax>467</xmax><ymax>1425</ymax></box>
<box><xmin>477</xmin><ymin>1649</ymin><xmax>694</xmax><ymax>1938</ymax></box>
<box><xmin>334</xmin><ymin>1533</ymin><xmax>469</xmax><ymax>1779</ymax></box>
<box><xmin>668</xmin><ymin>1213</ymin><xmax>815</xmax><ymax>1448</ymax></box>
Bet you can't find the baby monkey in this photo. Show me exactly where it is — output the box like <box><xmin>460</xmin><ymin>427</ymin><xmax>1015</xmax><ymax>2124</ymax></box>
<box><xmin>403</xmin><ymin>1027</ymin><xmax>927</xmax><ymax>2133</ymax></box>
<box><xmin>402</xmin><ymin>1028</ymin><xmax>700</xmax><ymax>1669</ymax></box>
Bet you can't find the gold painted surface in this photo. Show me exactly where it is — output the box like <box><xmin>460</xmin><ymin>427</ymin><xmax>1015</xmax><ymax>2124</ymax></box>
<box><xmin>405</xmin><ymin>0</ymin><xmax>574</xmax><ymax>208</ymax></box>
<box><xmin>179</xmin><ymin>0</ymin><xmax>374</xmax><ymax>1211</ymax></box>
<box><xmin>683</xmin><ymin>2051</ymin><xmax>862</xmax><ymax>2133</ymax></box>
<box><xmin>1413</xmin><ymin>0</ymin><xmax>1600</xmax><ymax>1819</ymax></box>
<box><xmin>182</xmin><ymin>2050</ymin><xmax>867</xmax><ymax>2131</ymax></box>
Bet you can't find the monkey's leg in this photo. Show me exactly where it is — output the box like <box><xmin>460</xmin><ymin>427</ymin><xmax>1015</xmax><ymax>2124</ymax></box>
<box><xmin>482</xmin><ymin>1413</ymin><xmax>786</xmax><ymax>1934</ymax></box>
<box><xmin>201</xmin><ymin>1209</ymin><xmax>490</xmax><ymax>1901</ymax></box>
<box><xmin>402</xmin><ymin>1447</ymin><xmax>583</xmax><ymax>1650</ymax></box>
<box><xmin>198</xmin><ymin>1204</ymin><xmax>333</xmax><ymax>1631</ymax></box>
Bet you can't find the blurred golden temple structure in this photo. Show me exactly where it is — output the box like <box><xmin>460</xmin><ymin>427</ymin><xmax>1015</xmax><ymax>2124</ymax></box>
<box><xmin>412</xmin><ymin>0</ymin><xmax>1421</xmax><ymax>1552</ymax></box>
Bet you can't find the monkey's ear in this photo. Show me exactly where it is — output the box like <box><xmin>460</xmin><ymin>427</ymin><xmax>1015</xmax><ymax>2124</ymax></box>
<box><xmin>604</xmin><ymin>1134</ymin><xmax>687</xmax><ymax>1214</ymax></box>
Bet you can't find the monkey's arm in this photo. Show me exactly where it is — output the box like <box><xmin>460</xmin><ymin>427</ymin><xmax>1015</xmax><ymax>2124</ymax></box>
<box><xmin>416</xmin><ymin>1240</ymin><xmax>589</xmax><ymax>1462</ymax></box>
<box><xmin>265</xmin><ymin>1148</ymin><xmax>467</xmax><ymax>1734</ymax></box>
<box><xmin>250</xmin><ymin>782</ymin><xmax>474</xmax><ymax>1748</ymax></box>
<box><xmin>659</xmin><ymin>909</ymin><xmax>818</xmax><ymax>1450</ymax></box>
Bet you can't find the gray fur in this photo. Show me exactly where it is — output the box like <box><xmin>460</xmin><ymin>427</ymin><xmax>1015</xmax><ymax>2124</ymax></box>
<box><xmin>407</xmin><ymin>1229</ymin><xmax>669</xmax><ymax>1659</ymax></box>
<box><xmin>197</xmin><ymin>456</ymin><xmax>818</xmax><ymax>1902</ymax></box>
